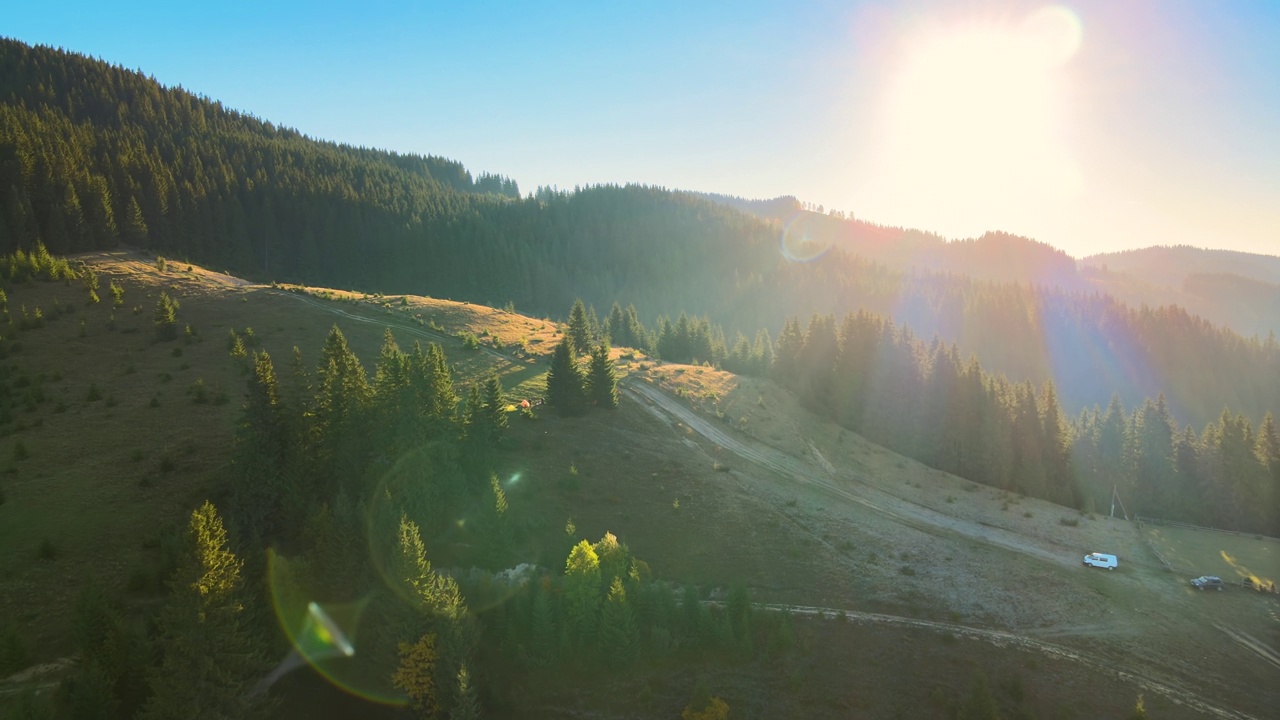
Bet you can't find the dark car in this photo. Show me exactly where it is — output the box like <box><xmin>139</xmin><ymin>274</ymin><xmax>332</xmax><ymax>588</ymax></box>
<box><xmin>1191</xmin><ymin>576</ymin><xmax>1223</xmax><ymax>591</ymax></box>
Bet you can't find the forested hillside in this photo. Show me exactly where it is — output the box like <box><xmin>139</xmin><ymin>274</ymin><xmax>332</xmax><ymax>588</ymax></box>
<box><xmin>2</xmin><ymin>38</ymin><xmax>1278</xmax><ymax>429</ymax></box>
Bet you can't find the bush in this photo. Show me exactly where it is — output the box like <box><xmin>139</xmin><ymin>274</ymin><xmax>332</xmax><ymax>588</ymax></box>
<box><xmin>12</xmin><ymin>440</ymin><xmax>29</xmax><ymax>461</ymax></box>
<box><xmin>86</xmin><ymin>383</ymin><xmax>102</xmax><ymax>402</ymax></box>
<box><xmin>1059</xmin><ymin>517</ymin><xmax>1079</xmax><ymax>527</ymax></box>
<box><xmin>189</xmin><ymin>378</ymin><xmax>209</xmax><ymax>404</ymax></box>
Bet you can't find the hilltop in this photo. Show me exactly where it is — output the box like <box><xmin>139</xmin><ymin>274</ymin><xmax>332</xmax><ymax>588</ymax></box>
<box><xmin>4</xmin><ymin>39</ymin><xmax>1280</xmax><ymax>430</ymax></box>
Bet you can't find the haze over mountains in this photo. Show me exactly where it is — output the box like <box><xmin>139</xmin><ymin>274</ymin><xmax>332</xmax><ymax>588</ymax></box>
<box><xmin>1</xmin><ymin>38</ymin><xmax>1277</xmax><ymax>428</ymax></box>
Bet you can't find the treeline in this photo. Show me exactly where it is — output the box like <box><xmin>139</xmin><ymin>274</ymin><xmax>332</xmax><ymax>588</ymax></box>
<box><xmin>3</xmin><ymin>39</ymin><xmax>1279</xmax><ymax>429</ymax></box>
<box><xmin>746</xmin><ymin>311</ymin><xmax>1279</xmax><ymax>535</ymax></box>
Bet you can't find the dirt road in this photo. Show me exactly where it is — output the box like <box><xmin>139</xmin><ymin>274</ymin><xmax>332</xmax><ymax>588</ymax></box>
<box><xmin>623</xmin><ymin>379</ymin><xmax>1071</xmax><ymax>567</ymax></box>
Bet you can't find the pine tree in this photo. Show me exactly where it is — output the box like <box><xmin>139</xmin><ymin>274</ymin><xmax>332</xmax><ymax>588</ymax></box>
<box><xmin>599</xmin><ymin>577</ymin><xmax>639</xmax><ymax>668</ymax></box>
<box><xmin>450</xmin><ymin>664</ymin><xmax>480</xmax><ymax>720</ymax></box>
<box><xmin>566</xmin><ymin>299</ymin><xmax>593</xmax><ymax>356</ymax></box>
<box><xmin>140</xmin><ymin>502</ymin><xmax>268</xmax><ymax>720</ymax></box>
<box><xmin>483</xmin><ymin>474</ymin><xmax>512</xmax><ymax>568</ymax></box>
<box><xmin>545</xmin><ymin>339</ymin><xmax>586</xmax><ymax>416</ymax></box>
<box><xmin>152</xmin><ymin>291</ymin><xmax>178</xmax><ymax>341</ymax></box>
<box><xmin>123</xmin><ymin>196</ymin><xmax>148</xmax><ymax>244</ymax></box>
<box><xmin>772</xmin><ymin>317</ymin><xmax>804</xmax><ymax>387</ymax></box>
<box><xmin>563</xmin><ymin>540</ymin><xmax>602</xmax><ymax>649</ymax></box>
<box><xmin>230</xmin><ymin>351</ymin><xmax>292</xmax><ymax>542</ymax></box>
<box><xmin>414</xmin><ymin>342</ymin><xmax>458</xmax><ymax>423</ymax></box>
<box><xmin>482</xmin><ymin>374</ymin><xmax>507</xmax><ymax>444</ymax></box>
<box><xmin>586</xmin><ymin>342</ymin><xmax>618</xmax><ymax>408</ymax></box>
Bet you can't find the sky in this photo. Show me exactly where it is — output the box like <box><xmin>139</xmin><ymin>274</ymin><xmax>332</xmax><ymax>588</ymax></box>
<box><xmin>5</xmin><ymin>0</ymin><xmax>1279</xmax><ymax>258</ymax></box>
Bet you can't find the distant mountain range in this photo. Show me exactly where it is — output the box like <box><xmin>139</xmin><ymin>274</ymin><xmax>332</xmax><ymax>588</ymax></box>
<box><xmin>700</xmin><ymin>193</ymin><xmax>1280</xmax><ymax>340</ymax></box>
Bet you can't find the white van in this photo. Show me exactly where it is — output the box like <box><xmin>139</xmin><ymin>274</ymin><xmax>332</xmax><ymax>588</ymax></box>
<box><xmin>1083</xmin><ymin>552</ymin><xmax>1118</xmax><ymax>570</ymax></box>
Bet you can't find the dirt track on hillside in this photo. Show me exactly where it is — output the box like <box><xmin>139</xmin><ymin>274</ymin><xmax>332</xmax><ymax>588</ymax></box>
<box><xmin>623</xmin><ymin>380</ymin><xmax>1070</xmax><ymax>566</ymax></box>
<box><xmin>756</xmin><ymin>602</ymin><xmax>1255</xmax><ymax>720</ymax></box>
<box><xmin>622</xmin><ymin>379</ymin><xmax>1272</xmax><ymax>720</ymax></box>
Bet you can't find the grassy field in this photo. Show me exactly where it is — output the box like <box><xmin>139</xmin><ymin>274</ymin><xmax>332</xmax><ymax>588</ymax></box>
<box><xmin>1144</xmin><ymin>523</ymin><xmax>1279</xmax><ymax>586</ymax></box>
<box><xmin>2</xmin><ymin>251</ymin><xmax>1274</xmax><ymax>720</ymax></box>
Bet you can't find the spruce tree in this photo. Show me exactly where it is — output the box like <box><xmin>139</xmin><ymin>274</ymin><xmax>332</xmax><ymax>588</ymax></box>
<box><xmin>140</xmin><ymin>502</ymin><xmax>268</xmax><ymax>720</ymax></box>
<box><xmin>545</xmin><ymin>339</ymin><xmax>586</xmax><ymax>416</ymax></box>
<box><xmin>451</xmin><ymin>665</ymin><xmax>480</xmax><ymax>720</ymax></box>
<box><xmin>482</xmin><ymin>374</ymin><xmax>507</xmax><ymax>444</ymax></box>
<box><xmin>566</xmin><ymin>299</ymin><xmax>593</xmax><ymax>356</ymax></box>
<box><xmin>599</xmin><ymin>577</ymin><xmax>639</xmax><ymax>669</ymax></box>
<box><xmin>586</xmin><ymin>342</ymin><xmax>618</xmax><ymax>408</ymax></box>
<box><xmin>563</xmin><ymin>540</ymin><xmax>602</xmax><ymax>649</ymax></box>
<box><xmin>152</xmin><ymin>292</ymin><xmax>178</xmax><ymax>341</ymax></box>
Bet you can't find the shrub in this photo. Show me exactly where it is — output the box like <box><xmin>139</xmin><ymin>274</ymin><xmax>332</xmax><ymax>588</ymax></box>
<box><xmin>12</xmin><ymin>440</ymin><xmax>29</xmax><ymax>461</ymax></box>
<box><xmin>86</xmin><ymin>383</ymin><xmax>102</xmax><ymax>402</ymax></box>
<box><xmin>189</xmin><ymin>378</ymin><xmax>209</xmax><ymax>404</ymax></box>
<box><xmin>1059</xmin><ymin>517</ymin><xmax>1079</xmax><ymax>527</ymax></box>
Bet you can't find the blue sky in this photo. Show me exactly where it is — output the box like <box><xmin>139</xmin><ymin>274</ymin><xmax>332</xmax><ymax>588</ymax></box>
<box><xmin>6</xmin><ymin>0</ymin><xmax>1279</xmax><ymax>257</ymax></box>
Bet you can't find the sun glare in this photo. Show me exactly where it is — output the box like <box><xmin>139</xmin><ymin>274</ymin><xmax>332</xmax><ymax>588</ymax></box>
<box><xmin>870</xmin><ymin>6</ymin><xmax>1082</xmax><ymax>237</ymax></box>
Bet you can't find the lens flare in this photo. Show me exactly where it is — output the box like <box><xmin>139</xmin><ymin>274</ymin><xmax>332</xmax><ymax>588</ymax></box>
<box><xmin>266</xmin><ymin>549</ymin><xmax>407</xmax><ymax>706</ymax></box>
<box><xmin>780</xmin><ymin>212</ymin><xmax>834</xmax><ymax>262</ymax></box>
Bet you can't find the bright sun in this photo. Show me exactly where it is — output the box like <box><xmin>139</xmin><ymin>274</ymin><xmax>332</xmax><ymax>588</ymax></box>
<box><xmin>870</xmin><ymin>6</ymin><xmax>1083</xmax><ymax>237</ymax></box>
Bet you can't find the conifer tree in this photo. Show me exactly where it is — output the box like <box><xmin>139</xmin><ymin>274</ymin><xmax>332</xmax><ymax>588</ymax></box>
<box><xmin>566</xmin><ymin>299</ymin><xmax>593</xmax><ymax>356</ymax></box>
<box><xmin>563</xmin><ymin>540</ymin><xmax>602</xmax><ymax>649</ymax></box>
<box><xmin>772</xmin><ymin>317</ymin><xmax>804</xmax><ymax>387</ymax></box>
<box><xmin>587</xmin><ymin>342</ymin><xmax>618</xmax><ymax>408</ymax></box>
<box><xmin>152</xmin><ymin>291</ymin><xmax>178</xmax><ymax>341</ymax></box>
<box><xmin>392</xmin><ymin>633</ymin><xmax>439</xmax><ymax>719</ymax></box>
<box><xmin>140</xmin><ymin>502</ymin><xmax>268</xmax><ymax>720</ymax></box>
<box><xmin>230</xmin><ymin>351</ymin><xmax>293</xmax><ymax>542</ymax></box>
<box><xmin>546</xmin><ymin>339</ymin><xmax>586</xmax><ymax>416</ymax></box>
<box><xmin>414</xmin><ymin>342</ymin><xmax>458</xmax><ymax>423</ymax></box>
<box><xmin>451</xmin><ymin>665</ymin><xmax>480</xmax><ymax>720</ymax></box>
<box><xmin>599</xmin><ymin>577</ymin><xmax>639</xmax><ymax>668</ymax></box>
<box><xmin>482</xmin><ymin>374</ymin><xmax>507</xmax><ymax>444</ymax></box>
<box><xmin>392</xmin><ymin>515</ymin><xmax>475</xmax><ymax>716</ymax></box>
<box><xmin>529</xmin><ymin>578</ymin><xmax>557</xmax><ymax>667</ymax></box>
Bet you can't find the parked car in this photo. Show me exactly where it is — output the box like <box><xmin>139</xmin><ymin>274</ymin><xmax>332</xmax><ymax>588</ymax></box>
<box><xmin>1191</xmin><ymin>576</ymin><xmax>1223</xmax><ymax>591</ymax></box>
<box><xmin>1082</xmin><ymin>552</ymin><xmax>1118</xmax><ymax>570</ymax></box>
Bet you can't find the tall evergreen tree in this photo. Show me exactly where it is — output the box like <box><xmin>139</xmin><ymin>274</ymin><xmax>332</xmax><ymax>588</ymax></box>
<box><xmin>482</xmin><ymin>374</ymin><xmax>507</xmax><ymax>444</ymax></box>
<box><xmin>152</xmin><ymin>291</ymin><xmax>179</xmax><ymax>341</ymax></box>
<box><xmin>563</xmin><ymin>540</ymin><xmax>602</xmax><ymax>649</ymax></box>
<box><xmin>587</xmin><ymin>342</ymin><xmax>618</xmax><ymax>408</ymax></box>
<box><xmin>566</xmin><ymin>299</ymin><xmax>593</xmax><ymax>356</ymax></box>
<box><xmin>598</xmin><ymin>577</ymin><xmax>639</xmax><ymax>669</ymax></box>
<box><xmin>545</xmin><ymin>339</ymin><xmax>586</xmax><ymax>416</ymax></box>
<box><xmin>140</xmin><ymin>502</ymin><xmax>268</xmax><ymax>720</ymax></box>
